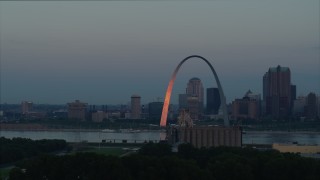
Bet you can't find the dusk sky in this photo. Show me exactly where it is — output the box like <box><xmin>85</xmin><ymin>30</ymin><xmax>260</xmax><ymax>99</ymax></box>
<box><xmin>0</xmin><ymin>1</ymin><xmax>319</xmax><ymax>105</ymax></box>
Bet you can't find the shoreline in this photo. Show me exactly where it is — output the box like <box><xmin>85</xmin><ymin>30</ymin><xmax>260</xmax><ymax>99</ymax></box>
<box><xmin>1</xmin><ymin>128</ymin><xmax>319</xmax><ymax>134</ymax></box>
<box><xmin>0</xmin><ymin>128</ymin><xmax>164</xmax><ymax>133</ymax></box>
<box><xmin>1</xmin><ymin>123</ymin><xmax>319</xmax><ymax>133</ymax></box>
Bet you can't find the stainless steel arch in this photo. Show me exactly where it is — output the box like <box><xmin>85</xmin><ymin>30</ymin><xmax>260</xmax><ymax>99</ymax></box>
<box><xmin>160</xmin><ymin>55</ymin><xmax>229</xmax><ymax>127</ymax></box>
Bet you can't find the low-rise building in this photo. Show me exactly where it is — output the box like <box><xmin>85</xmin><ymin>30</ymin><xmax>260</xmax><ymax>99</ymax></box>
<box><xmin>167</xmin><ymin>125</ymin><xmax>242</xmax><ymax>148</ymax></box>
<box><xmin>92</xmin><ymin>111</ymin><xmax>107</xmax><ymax>122</ymax></box>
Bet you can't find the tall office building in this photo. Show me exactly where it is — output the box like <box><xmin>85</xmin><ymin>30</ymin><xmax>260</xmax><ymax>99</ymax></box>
<box><xmin>67</xmin><ymin>100</ymin><xmax>87</xmax><ymax>121</ymax></box>
<box><xmin>148</xmin><ymin>102</ymin><xmax>163</xmax><ymax>120</ymax></box>
<box><xmin>179</xmin><ymin>94</ymin><xmax>189</xmax><ymax>110</ymax></box>
<box><xmin>231</xmin><ymin>90</ymin><xmax>261</xmax><ymax>120</ymax></box>
<box><xmin>306</xmin><ymin>92</ymin><xmax>318</xmax><ymax>119</ymax></box>
<box><xmin>291</xmin><ymin>85</ymin><xmax>296</xmax><ymax>101</ymax></box>
<box><xmin>21</xmin><ymin>101</ymin><xmax>33</xmax><ymax>114</ymax></box>
<box><xmin>290</xmin><ymin>85</ymin><xmax>297</xmax><ymax>112</ymax></box>
<box><xmin>176</xmin><ymin>78</ymin><xmax>205</xmax><ymax>121</ymax></box>
<box><xmin>263</xmin><ymin>65</ymin><xmax>292</xmax><ymax>118</ymax></box>
<box><xmin>186</xmin><ymin>77</ymin><xmax>204</xmax><ymax>115</ymax></box>
<box><xmin>206</xmin><ymin>87</ymin><xmax>220</xmax><ymax>114</ymax></box>
<box><xmin>293</xmin><ymin>96</ymin><xmax>306</xmax><ymax>117</ymax></box>
<box><xmin>186</xmin><ymin>77</ymin><xmax>204</xmax><ymax>105</ymax></box>
<box><xmin>131</xmin><ymin>94</ymin><xmax>141</xmax><ymax>119</ymax></box>
<box><xmin>263</xmin><ymin>73</ymin><xmax>268</xmax><ymax>102</ymax></box>
<box><xmin>187</xmin><ymin>96</ymin><xmax>200</xmax><ymax>121</ymax></box>
<box><xmin>318</xmin><ymin>96</ymin><xmax>320</xmax><ymax>118</ymax></box>
<box><xmin>262</xmin><ymin>73</ymin><xmax>269</xmax><ymax>115</ymax></box>
<box><xmin>177</xmin><ymin>78</ymin><xmax>205</xmax><ymax>121</ymax></box>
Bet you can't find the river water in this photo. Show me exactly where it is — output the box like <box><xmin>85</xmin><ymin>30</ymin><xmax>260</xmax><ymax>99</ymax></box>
<box><xmin>1</xmin><ymin>130</ymin><xmax>319</xmax><ymax>145</ymax></box>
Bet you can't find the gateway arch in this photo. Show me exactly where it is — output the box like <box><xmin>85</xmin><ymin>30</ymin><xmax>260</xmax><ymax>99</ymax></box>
<box><xmin>160</xmin><ymin>55</ymin><xmax>229</xmax><ymax>127</ymax></box>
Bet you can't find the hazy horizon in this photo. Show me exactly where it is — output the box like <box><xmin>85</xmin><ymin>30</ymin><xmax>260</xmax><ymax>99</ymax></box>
<box><xmin>1</xmin><ymin>1</ymin><xmax>319</xmax><ymax>105</ymax></box>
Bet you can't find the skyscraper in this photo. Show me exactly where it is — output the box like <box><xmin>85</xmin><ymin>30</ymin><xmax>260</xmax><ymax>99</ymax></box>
<box><xmin>231</xmin><ymin>90</ymin><xmax>261</xmax><ymax>120</ymax></box>
<box><xmin>21</xmin><ymin>101</ymin><xmax>33</xmax><ymax>114</ymax></box>
<box><xmin>291</xmin><ymin>85</ymin><xmax>297</xmax><ymax>101</ymax></box>
<box><xmin>148</xmin><ymin>102</ymin><xmax>163</xmax><ymax>120</ymax></box>
<box><xmin>290</xmin><ymin>85</ymin><xmax>297</xmax><ymax>113</ymax></box>
<box><xmin>263</xmin><ymin>65</ymin><xmax>291</xmax><ymax>118</ymax></box>
<box><xmin>178</xmin><ymin>94</ymin><xmax>189</xmax><ymax>110</ymax></box>
<box><xmin>186</xmin><ymin>77</ymin><xmax>204</xmax><ymax>113</ymax></box>
<box><xmin>67</xmin><ymin>100</ymin><xmax>87</xmax><ymax>121</ymax></box>
<box><xmin>293</xmin><ymin>96</ymin><xmax>306</xmax><ymax>117</ymax></box>
<box><xmin>131</xmin><ymin>94</ymin><xmax>141</xmax><ymax>119</ymax></box>
<box><xmin>187</xmin><ymin>96</ymin><xmax>200</xmax><ymax>121</ymax></box>
<box><xmin>186</xmin><ymin>77</ymin><xmax>204</xmax><ymax>104</ymax></box>
<box><xmin>306</xmin><ymin>92</ymin><xmax>318</xmax><ymax>119</ymax></box>
<box><xmin>206</xmin><ymin>87</ymin><xmax>220</xmax><ymax>114</ymax></box>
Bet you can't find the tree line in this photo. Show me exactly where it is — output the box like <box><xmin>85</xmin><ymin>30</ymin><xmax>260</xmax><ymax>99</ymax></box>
<box><xmin>0</xmin><ymin>137</ymin><xmax>68</xmax><ymax>164</ymax></box>
<box><xmin>8</xmin><ymin>142</ymin><xmax>320</xmax><ymax>180</ymax></box>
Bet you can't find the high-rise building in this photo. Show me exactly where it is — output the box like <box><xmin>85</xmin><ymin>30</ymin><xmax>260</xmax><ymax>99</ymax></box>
<box><xmin>186</xmin><ymin>78</ymin><xmax>204</xmax><ymax>119</ymax></box>
<box><xmin>179</xmin><ymin>94</ymin><xmax>189</xmax><ymax>110</ymax></box>
<box><xmin>186</xmin><ymin>77</ymin><xmax>204</xmax><ymax>106</ymax></box>
<box><xmin>291</xmin><ymin>85</ymin><xmax>296</xmax><ymax>101</ymax></box>
<box><xmin>231</xmin><ymin>90</ymin><xmax>261</xmax><ymax>120</ymax></box>
<box><xmin>262</xmin><ymin>73</ymin><xmax>269</xmax><ymax>115</ymax></box>
<box><xmin>178</xmin><ymin>78</ymin><xmax>204</xmax><ymax>121</ymax></box>
<box><xmin>263</xmin><ymin>73</ymin><xmax>268</xmax><ymax>102</ymax></box>
<box><xmin>21</xmin><ymin>101</ymin><xmax>33</xmax><ymax>114</ymax></box>
<box><xmin>318</xmin><ymin>96</ymin><xmax>320</xmax><ymax>119</ymax></box>
<box><xmin>148</xmin><ymin>102</ymin><xmax>163</xmax><ymax>120</ymax></box>
<box><xmin>67</xmin><ymin>100</ymin><xmax>87</xmax><ymax>121</ymax></box>
<box><xmin>263</xmin><ymin>65</ymin><xmax>292</xmax><ymax>118</ymax></box>
<box><xmin>131</xmin><ymin>94</ymin><xmax>141</xmax><ymax>119</ymax></box>
<box><xmin>290</xmin><ymin>85</ymin><xmax>296</xmax><ymax>113</ymax></box>
<box><xmin>187</xmin><ymin>96</ymin><xmax>200</xmax><ymax>121</ymax></box>
<box><xmin>293</xmin><ymin>96</ymin><xmax>306</xmax><ymax>117</ymax></box>
<box><xmin>306</xmin><ymin>92</ymin><xmax>318</xmax><ymax>119</ymax></box>
<box><xmin>206</xmin><ymin>87</ymin><xmax>220</xmax><ymax>114</ymax></box>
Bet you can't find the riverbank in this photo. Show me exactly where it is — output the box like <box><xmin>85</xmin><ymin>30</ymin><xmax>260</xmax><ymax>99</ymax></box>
<box><xmin>0</xmin><ymin>123</ymin><xmax>163</xmax><ymax>132</ymax></box>
<box><xmin>1</xmin><ymin>123</ymin><xmax>319</xmax><ymax>134</ymax></box>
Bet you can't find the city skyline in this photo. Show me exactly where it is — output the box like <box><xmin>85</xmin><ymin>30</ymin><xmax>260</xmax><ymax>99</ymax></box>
<box><xmin>1</xmin><ymin>1</ymin><xmax>319</xmax><ymax>105</ymax></box>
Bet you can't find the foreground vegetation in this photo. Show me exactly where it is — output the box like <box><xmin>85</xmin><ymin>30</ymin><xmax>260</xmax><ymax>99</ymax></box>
<box><xmin>8</xmin><ymin>143</ymin><xmax>320</xmax><ymax>180</ymax></box>
<box><xmin>78</xmin><ymin>147</ymin><xmax>126</xmax><ymax>156</ymax></box>
<box><xmin>0</xmin><ymin>167</ymin><xmax>11</xmax><ymax>180</ymax></box>
<box><xmin>0</xmin><ymin>137</ymin><xmax>68</xmax><ymax>165</ymax></box>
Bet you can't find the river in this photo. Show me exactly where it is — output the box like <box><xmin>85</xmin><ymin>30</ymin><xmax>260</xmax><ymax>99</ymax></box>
<box><xmin>1</xmin><ymin>130</ymin><xmax>319</xmax><ymax>145</ymax></box>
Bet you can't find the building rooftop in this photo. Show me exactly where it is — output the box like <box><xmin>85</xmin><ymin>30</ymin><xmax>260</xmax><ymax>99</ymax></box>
<box><xmin>189</xmin><ymin>77</ymin><xmax>200</xmax><ymax>81</ymax></box>
<box><xmin>244</xmin><ymin>90</ymin><xmax>252</xmax><ymax>97</ymax></box>
<box><xmin>269</xmin><ymin>65</ymin><xmax>290</xmax><ymax>72</ymax></box>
